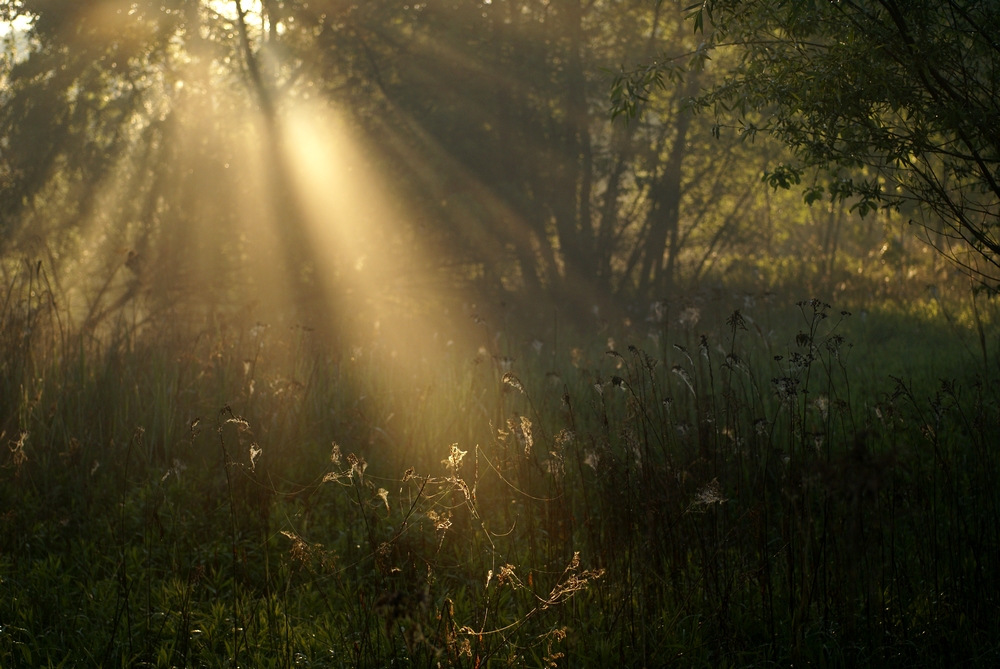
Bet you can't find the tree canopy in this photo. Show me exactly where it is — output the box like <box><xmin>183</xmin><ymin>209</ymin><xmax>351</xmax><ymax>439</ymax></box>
<box><xmin>616</xmin><ymin>0</ymin><xmax>1000</xmax><ymax>286</ymax></box>
<box><xmin>0</xmin><ymin>0</ymin><xmax>959</xmax><ymax>338</ymax></box>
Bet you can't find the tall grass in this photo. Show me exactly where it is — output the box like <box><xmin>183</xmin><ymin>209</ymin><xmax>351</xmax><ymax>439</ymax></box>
<box><xmin>1</xmin><ymin>262</ymin><xmax>999</xmax><ymax>667</ymax></box>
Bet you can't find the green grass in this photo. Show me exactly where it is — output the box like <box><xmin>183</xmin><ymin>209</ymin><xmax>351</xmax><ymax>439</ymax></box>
<box><xmin>2</xmin><ymin>284</ymin><xmax>1000</xmax><ymax>667</ymax></box>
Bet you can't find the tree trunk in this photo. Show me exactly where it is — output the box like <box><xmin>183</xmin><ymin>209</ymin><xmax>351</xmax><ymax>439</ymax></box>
<box><xmin>637</xmin><ymin>103</ymin><xmax>692</xmax><ymax>298</ymax></box>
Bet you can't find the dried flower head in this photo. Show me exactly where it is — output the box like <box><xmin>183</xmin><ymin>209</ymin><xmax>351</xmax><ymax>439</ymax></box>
<box><xmin>9</xmin><ymin>432</ymin><xmax>28</xmax><ymax>471</ymax></box>
<box><xmin>692</xmin><ymin>478</ymin><xmax>728</xmax><ymax>510</ymax></box>
<box><xmin>771</xmin><ymin>377</ymin><xmax>800</xmax><ymax>402</ymax></box>
<box><xmin>726</xmin><ymin>309</ymin><xmax>748</xmax><ymax>333</ymax></box>
<box><xmin>545</xmin><ymin>451</ymin><xmax>565</xmax><ymax>479</ymax></box>
<box><xmin>226</xmin><ymin>416</ymin><xmax>251</xmax><ymax>433</ymax></box>
<box><xmin>813</xmin><ymin>395</ymin><xmax>830</xmax><ymax>419</ymax></box>
<box><xmin>249</xmin><ymin>443</ymin><xmax>262</xmax><ymax>471</ymax></box>
<box><xmin>497</xmin><ymin>563</ymin><xmax>518</xmax><ymax>587</ymax></box>
<box><xmin>374</xmin><ymin>487</ymin><xmax>390</xmax><ymax>514</ymax></box>
<box><xmin>502</xmin><ymin>372</ymin><xmax>524</xmax><ymax>393</ymax></box>
<box><xmin>555</xmin><ymin>429</ymin><xmax>575</xmax><ymax>449</ymax></box>
<box><xmin>280</xmin><ymin>530</ymin><xmax>333</xmax><ymax>571</ymax></box>
<box><xmin>443</xmin><ymin>444</ymin><xmax>467</xmax><ymax>471</ymax></box>
<box><xmin>427</xmin><ymin>509</ymin><xmax>453</xmax><ymax>534</ymax></box>
<box><xmin>672</xmin><ymin>365</ymin><xmax>696</xmax><ymax>396</ymax></box>
<box><xmin>519</xmin><ymin>416</ymin><xmax>534</xmax><ymax>455</ymax></box>
<box><xmin>754</xmin><ymin>418</ymin><xmax>769</xmax><ymax>435</ymax></box>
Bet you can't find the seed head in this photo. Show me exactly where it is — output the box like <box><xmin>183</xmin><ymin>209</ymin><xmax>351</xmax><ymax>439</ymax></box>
<box><xmin>443</xmin><ymin>444</ymin><xmax>467</xmax><ymax>471</ymax></box>
<box><xmin>502</xmin><ymin>372</ymin><xmax>524</xmax><ymax>393</ymax></box>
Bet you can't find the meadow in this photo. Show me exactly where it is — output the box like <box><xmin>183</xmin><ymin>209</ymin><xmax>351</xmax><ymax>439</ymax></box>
<box><xmin>3</xmin><ymin>1</ymin><xmax>1000</xmax><ymax>666</ymax></box>
<box><xmin>2</xmin><ymin>266</ymin><xmax>999</xmax><ymax>668</ymax></box>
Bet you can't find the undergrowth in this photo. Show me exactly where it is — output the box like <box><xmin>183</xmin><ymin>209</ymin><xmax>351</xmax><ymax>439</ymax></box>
<box><xmin>1</xmin><ymin>263</ymin><xmax>999</xmax><ymax>667</ymax></box>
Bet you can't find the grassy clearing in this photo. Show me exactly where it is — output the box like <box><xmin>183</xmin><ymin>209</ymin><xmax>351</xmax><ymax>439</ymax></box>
<box><xmin>2</xmin><ymin>272</ymin><xmax>1000</xmax><ymax>667</ymax></box>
